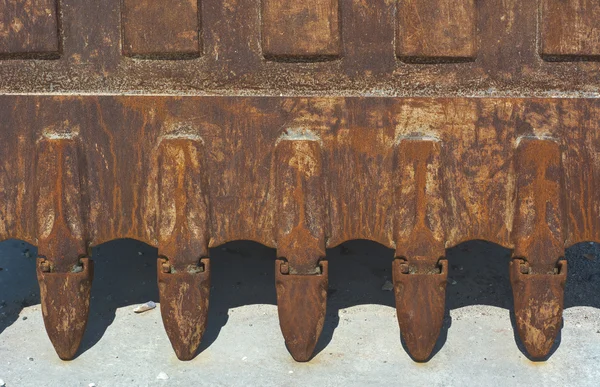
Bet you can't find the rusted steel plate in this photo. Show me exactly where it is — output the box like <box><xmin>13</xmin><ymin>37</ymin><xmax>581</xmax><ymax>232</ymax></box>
<box><xmin>1</xmin><ymin>0</ymin><xmax>599</xmax><ymax>367</ymax></box>
<box><xmin>396</xmin><ymin>0</ymin><xmax>477</xmax><ymax>62</ymax></box>
<box><xmin>512</xmin><ymin>138</ymin><xmax>564</xmax><ymax>273</ymax></box>
<box><xmin>34</xmin><ymin>136</ymin><xmax>93</xmax><ymax>360</ymax></box>
<box><xmin>1</xmin><ymin>97</ymin><xmax>600</xmax><ymax>251</ymax></box>
<box><xmin>156</xmin><ymin>137</ymin><xmax>210</xmax><ymax>265</ymax></box>
<box><xmin>35</xmin><ymin>136</ymin><xmax>88</xmax><ymax>273</ymax></box>
<box><xmin>0</xmin><ymin>0</ymin><xmax>598</xmax><ymax>94</ymax></box>
<box><xmin>261</xmin><ymin>0</ymin><xmax>341</xmax><ymax>61</ymax></box>
<box><xmin>121</xmin><ymin>0</ymin><xmax>201</xmax><ymax>59</ymax></box>
<box><xmin>393</xmin><ymin>138</ymin><xmax>446</xmax><ymax>263</ymax></box>
<box><xmin>540</xmin><ymin>0</ymin><xmax>600</xmax><ymax>60</ymax></box>
<box><xmin>0</xmin><ymin>0</ymin><xmax>60</xmax><ymax>59</ymax></box>
<box><xmin>275</xmin><ymin>136</ymin><xmax>326</xmax><ymax>275</ymax></box>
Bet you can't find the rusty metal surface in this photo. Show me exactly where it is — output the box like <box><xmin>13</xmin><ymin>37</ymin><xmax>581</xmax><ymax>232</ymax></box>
<box><xmin>510</xmin><ymin>259</ymin><xmax>567</xmax><ymax>359</ymax></box>
<box><xmin>121</xmin><ymin>0</ymin><xmax>201</xmax><ymax>59</ymax></box>
<box><xmin>508</xmin><ymin>137</ymin><xmax>567</xmax><ymax>358</ymax></box>
<box><xmin>391</xmin><ymin>138</ymin><xmax>448</xmax><ymax>361</ymax></box>
<box><xmin>0</xmin><ymin>0</ymin><xmax>599</xmax><ymax>95</ymax></box>
<box><xmin>1</xmin><ymin>0</ymin><xmax>600</xmax><ymax>366</ymax></box>
<box><xmin>155</xmin><ymin>136</ymin><xmax>211</xmax><ymax>360</ymax></box>
<box><xmin>0</xmin><ymin>0</ymin><xmax>60</xmax><ymax>59</ymax></box>
<box><xmin>157</xmin><ymin>257</ymin><xmax>210</xmax><ymax>361</ymax></box>
<box><xmin>34</xmin><ymin>135</ymin><xmax>93</xmax><ymax>359</ymax></box>
<box><xmin>0</xmin><ymin>95</ymin><xmax>593</xmax><ymax>362</ymax></box>
<box><xmin>275</xmin><ymin>259</ymin><xmax>328</xmax><ymax>362</ymax></box>
<box><xmin>274</xmin><ymin>136</ymin><xmax>327</xmax><ymax>360</ymax></box>
<box><xmin>0</xmin><ymin>96</ymin><xmax>599</xmax><ymax>360</ymax></box>
<box><xmin>397</xmin><ymin>0</ymin><xmax>476</xmax><ymax>62</ymax></box>
<box><xmin>36</xmin><ymin>257</ymin><xmax>93</xmax><ymax>360</ymax></box>
<box><xmin>2</xmin><ymin>97</ymin><xmax>600</xmax><ymax>249</ymax></box>
<box><xmin>540</xmin><ymin>0</ymin><xmax>600</xmax><ymax>60</ymax></box>
<box><xmin>393</xmin><ymin>259</ymin><xmax>448</xmax><ymax>362</ymax></box>
<box><xmin>261</xmin><ymin>0</ymin><xmax>340</xmax><ymax>61</ymax></box>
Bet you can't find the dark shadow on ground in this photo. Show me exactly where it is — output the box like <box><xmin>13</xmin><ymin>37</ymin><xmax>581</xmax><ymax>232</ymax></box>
<box><xmin>314</xmin><ymin>241</ymin><xmax>396</xmax><ymax>358</ymax></box>
<box><xmin>199</xmin><ymin>241</ymin><xmax>277</xmax><ymax>353</ymax></box>
<box><xmin>78</xmin><ymin>239</ymin><xmax>160</xmax><ymax>356</ymax></box>
<box><xmin>564</xmin><ymin>242</ymin><xmax>600</xmax><ymax>309</ymax></box>
<box><xmin>0</xmin><ymin>239</ymin><xmax>39</xmax><ymax>335</ymax></box>
<box><xmin>1</xmin><ymin>238</ymin><xmax>599</xmax><ymax>361</ymax></box>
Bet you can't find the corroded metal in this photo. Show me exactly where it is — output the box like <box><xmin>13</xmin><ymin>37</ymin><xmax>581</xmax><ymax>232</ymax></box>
<box><xmin>274</xmin><ymin>136</ymin><xmax>327</xmax><ymax>361</ymax></box>
<box><xmin>275</xmin><ymin>260</ymin><xmax>328</xmax><ymax>362</ymax></box>
<box><xmin>1</xmin><ymin>0</ymin><xmax>600</xmax><ymax>364</ymax></box>
<box><xmin>37</xmin><ymin>257</ymin><xmax>93</xmax><ymax>360</ymax></box>
<box><xmin>392</xmin><ymin>259</ymin><xmax>448</xmax><ymax>361</ymax></box>
<box><xmin>392</xmin><ymin>138</ymin><xmax>448</xmax><ymax>361</ymax></box>
<box><xmin>156</xmin><ymin>137</ymin><xmax>211</xmax><ymax>360</ymax></box>
<box><xmin>35</xmin><ymin>136</ymin><xmax>93</xmax><ymax>360</ymax></box>
<box><xmin>158</xmin><ymin>257</ymin><xmax>210</xmax><ymax>361</ymax></box>
<box><xmin>510</xmin><ymin>259</ymin><xmax>567</xmax><ymax>359</ymax></box>
<box><xmin>510</xmin><ymin>137</ymin><xmax>566</xmax><ymax>359</ymax></box>
<box><xmin>1</xmin><ymin>97</ymin><xmax>596</xmax><ymax>363</ymax></box>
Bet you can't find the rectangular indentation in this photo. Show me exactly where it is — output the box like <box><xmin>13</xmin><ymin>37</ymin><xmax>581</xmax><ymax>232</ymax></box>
<box><xmin>261</xmin><ymin>0</ymin><xmax>341</xmax><ymax>61</ymax></box>
<box><xmin>540</xmin><ymin>0</ymin><xmax>600</xmax><ymax>61</ymax></box>
<box><xmin>0</xmin><ymin>0</ymin><xmax>60</xmax><ymax>59</ymax></box>
<box><xmin>396</xmin><ymin>0</ymin><xmax>476</xmax><ymax>63</ymax></box>
<box><xmin>122</xmin><ymin>0</ymin><xmax>201</xmax><ymax>59</ymax></box>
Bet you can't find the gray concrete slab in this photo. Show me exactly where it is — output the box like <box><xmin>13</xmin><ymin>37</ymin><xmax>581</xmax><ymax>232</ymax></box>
<box><xmin>1</xmin><ymin>239</ymin><xmax>599</xmax><ymax>386</ymax></box>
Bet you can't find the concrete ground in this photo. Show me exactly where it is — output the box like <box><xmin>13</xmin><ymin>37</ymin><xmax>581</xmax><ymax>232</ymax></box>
<box><xmin>1</xmin><ymin>239</ymin><xmax>600</xmax><ymax>386</ymax></box>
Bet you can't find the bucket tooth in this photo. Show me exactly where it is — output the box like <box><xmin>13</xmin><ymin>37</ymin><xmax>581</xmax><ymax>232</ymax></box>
<box><xmin>156</xmin><ymin>136</ymin><xmax>211</xmax><ymax>360</ymax></box>
<box><xmin>275</xmin><ymin>135</ymin><xmax>327</xmax><ymax>361</ymax></box>
<box><xmin>157</xmin><ymin>258</ymin><xmax>210</xmax><ymax>360</ymax></box>
<box><xmin>275</xmin><ymin>259</ymin><xmax>328</xmax><ymax>362</ymax></box>
<box><xmin>510</xmin><ymin>259</ymin><xmax>566</xmax><ymax>359</ymax></box>
<box><xmin>37</xmin><ymin>258</ymin><xmax>93</xmax><ymax>360</ymax></box>
<box><xmin>392</xmin><ymin>259</ymin><xmax>447</xmax><ymax>362</ymax></box>
<box><xmin>35</xmin><ymin>136</ymin><xmax>92</xmax><ymax>360</ymax></box>
<box><xmin>511</xmin><ymin>137</ymin><xmax>566</xmax><ymax>359</ymax></box>
<box><xmin>393</xmin><ymin>138</ymin><xmax>448</xmax><ymax>361</ymax></box>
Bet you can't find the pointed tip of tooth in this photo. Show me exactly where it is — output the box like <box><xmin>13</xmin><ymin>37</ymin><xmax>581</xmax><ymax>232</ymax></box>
<box><xmin>286</xmin><ymin>342</ymin><xmax>317</xmax><ymax>363</ymax></box>
<box><xmin>392</xmin><ymin>259</ymin><xmax>447</xmax><ymax>363</ymax></box>
<box><xmin>401</xmin><ymin>329</ymin><xmax>439</xmax><ymax>363</ymax></box>
<box><xmin>513</xmin><ymin>305</ymin><xmax>562</xmax><ymax>360</ymax></box>
<box><xmin>52</xmin><ymin>336</ymin><xmax>83</xmax><ymax>361</ymax></box>
<box><xmin>157</xmin><ymin>258</ymin><xmax>211</xmax><ymax>361</ymax></box>
<box><xmin>172</xmin><ymin>345</ymin><xmax>200</xmax><ymax>362</ymax></box>
<box><xmin>275</xmin><ymin>260</ymin><xmax>328</xmax><ymax>363</ymax></box>
<box><xmin>521</xmin><ymin>338</ymin><xmax>556</xmax><ymax>360</ymax></box>
<box><xmin>36</xmin><ymin>258</ymin><xmax>94</xmax><ymax>360</ymax></box>
<box><xmin>510</xmin><ymin>260</ymin><xmax>566</xmax><ymax>360</ymax></box>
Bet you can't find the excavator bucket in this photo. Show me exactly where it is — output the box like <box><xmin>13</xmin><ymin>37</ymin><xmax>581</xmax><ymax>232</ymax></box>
<box><xmin>0</xmin><ymin>0</ymin><xmax>599</xmax><ymax>363</ymax></box>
